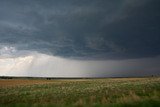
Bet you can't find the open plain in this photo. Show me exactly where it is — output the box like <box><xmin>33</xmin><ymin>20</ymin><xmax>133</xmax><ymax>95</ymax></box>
<box><xmin>0</xmin><ymin>77</ymin><xmax>160</xmax><ymax>107</ymax></box>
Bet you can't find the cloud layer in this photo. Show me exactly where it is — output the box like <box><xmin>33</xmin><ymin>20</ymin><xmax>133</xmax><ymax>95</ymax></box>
<box><xmin>0</xmin><ymin>0</ymin><xmax>160</xmax><ymax>60</ymax></box>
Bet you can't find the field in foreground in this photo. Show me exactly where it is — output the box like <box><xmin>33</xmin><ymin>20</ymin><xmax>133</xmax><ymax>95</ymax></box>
<box><xmin>0</xmin><ymin>77</ymin><xmax>160</xmax><ymax>107</ymax></box>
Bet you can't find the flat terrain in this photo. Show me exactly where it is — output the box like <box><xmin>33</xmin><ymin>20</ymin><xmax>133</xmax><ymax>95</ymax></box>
<box><xmin>0</xmin><ymin>77</ymin><xmax>160</xmax><ymax>107</ymax></box>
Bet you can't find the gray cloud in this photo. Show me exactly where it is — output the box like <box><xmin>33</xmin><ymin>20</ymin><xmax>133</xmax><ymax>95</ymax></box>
<box><xmin>0</xmin><ymin>0</ymin><xmax>160</xmax><ymax>60</ymax></box>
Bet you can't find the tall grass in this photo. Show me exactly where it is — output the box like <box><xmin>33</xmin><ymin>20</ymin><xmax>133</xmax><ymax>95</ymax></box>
<box><xmin>0</xmin><ymin>77</ymin><xmax>160</xmax><ymax>107</ymax></box>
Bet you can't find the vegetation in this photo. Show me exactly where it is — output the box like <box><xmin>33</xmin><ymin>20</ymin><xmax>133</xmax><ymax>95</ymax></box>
<box><xmin>0</xmin><ymin>77</ymin><xmax>160</xmax><ymax>107</ymax></box>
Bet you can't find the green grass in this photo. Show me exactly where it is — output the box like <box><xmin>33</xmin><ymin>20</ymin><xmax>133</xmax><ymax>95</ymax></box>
<box><xmin>0</xmin><ymin>77</ymin><xmax>160</xmax><ymax>107</ymax></box>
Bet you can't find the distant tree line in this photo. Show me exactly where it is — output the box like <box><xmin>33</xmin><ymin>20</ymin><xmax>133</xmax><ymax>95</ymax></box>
<box><xmin>0</xmin><ymin>76</ymin><xmax>13</xmax><ymax>79</ymax></box>
<box><xmin>0</xmin><ymin>75</ymin><xmax>159</xmax><ymax>80</ymax></box>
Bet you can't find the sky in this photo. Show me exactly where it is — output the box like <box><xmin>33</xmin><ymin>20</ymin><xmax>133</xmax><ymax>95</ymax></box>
<box><xmin>0</xmin><ymin>0</ymin><xmax>160</xmax><ymax>77</ymax></box>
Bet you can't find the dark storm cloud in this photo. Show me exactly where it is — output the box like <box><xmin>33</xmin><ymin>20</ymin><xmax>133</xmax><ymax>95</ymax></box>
<box><xmin>0</xmin><ymin>0</ymin><xmax>160</xmax><ymax>59</ymax></box>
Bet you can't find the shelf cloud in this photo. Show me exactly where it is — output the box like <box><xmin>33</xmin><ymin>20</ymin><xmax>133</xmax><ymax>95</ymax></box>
<box><xmin>0</xmin><ymin>0</ymin><xmax>160</xmax><ymax>77</ymax></box>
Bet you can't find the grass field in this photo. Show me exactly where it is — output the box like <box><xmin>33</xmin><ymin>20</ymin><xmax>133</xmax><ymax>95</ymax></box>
<box><xmin>0</xmin><ymin>77</ymin><xmax>160</xmax><ymax>107</ymax></box>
